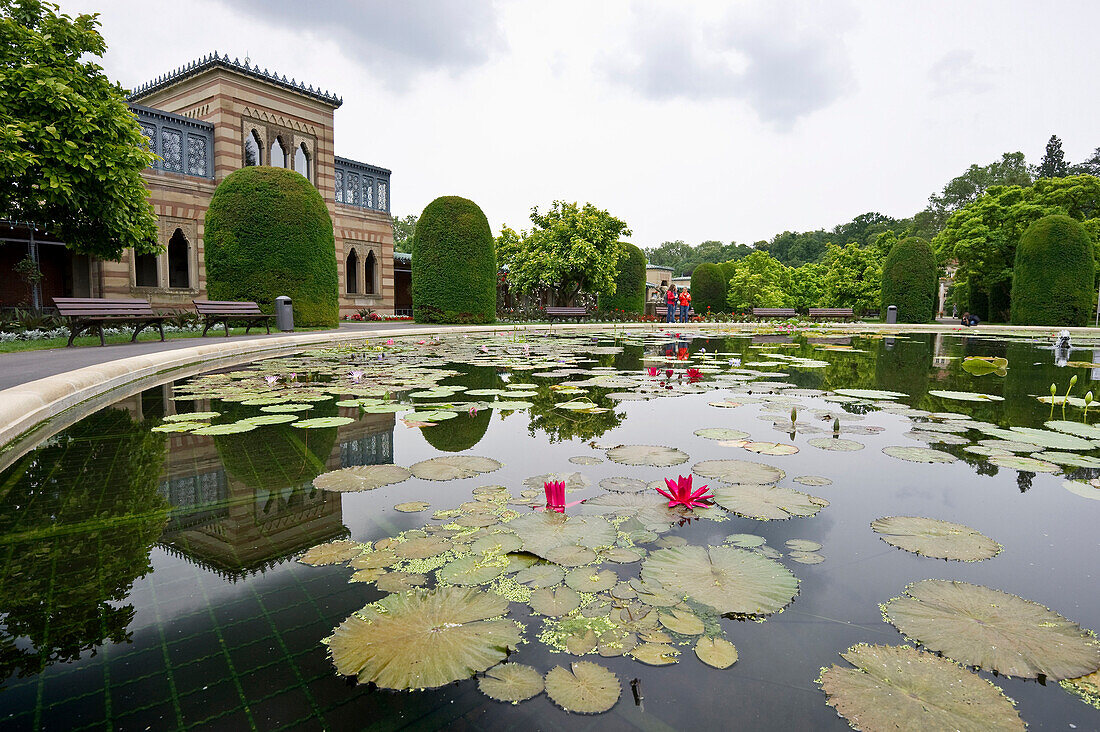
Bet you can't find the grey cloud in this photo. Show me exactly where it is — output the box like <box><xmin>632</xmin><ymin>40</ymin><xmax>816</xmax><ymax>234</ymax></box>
<box><xmin>928</xmin><ymin>50</ymin><xmax>997</xmax><ymax>96</ymax></box>
<box><xmin>603</xmin><ymin>3</ymin><xmax>855</xmax><ymax>129</ymax></box>
<box><xmin>222</xmin><ymin>0</ymin><xmax>505</xmax><ymax>90</ymax></box>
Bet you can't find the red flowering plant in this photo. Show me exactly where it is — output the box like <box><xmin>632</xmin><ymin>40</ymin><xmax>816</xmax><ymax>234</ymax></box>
<box><xmin>656</xmin><ymin>475</ymin><xmax>714</xmax><ymax>510</ymax></box>
<box><xmin>540</xmin><ymin>480</ymin><xmax>584</xmax><ymax>513</ymax></box>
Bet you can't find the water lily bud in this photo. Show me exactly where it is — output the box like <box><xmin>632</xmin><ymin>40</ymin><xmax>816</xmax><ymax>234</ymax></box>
<box><xmin>833</xmin><ymin>417</ymin><xmax>840</xmax><ymax>433</ymax></box>
<box><xmin>791</xmin><ymin>407</ymin><xmax>797</xmax><ymax>423</ymax></box>
<box><xmin>1070</xmin><ymin>375</ymin><xmax>1078</xmax><ymax>388</ymax></box>
<box><xmin>1087</xmin><ymin>391</ymin><xmax>1094</xmax><ymax>405</ymax></box>
<box><xmin>1051</xmin><ymin>383</ymin><xmax>1058</xmax><ymax>397</ymax></box>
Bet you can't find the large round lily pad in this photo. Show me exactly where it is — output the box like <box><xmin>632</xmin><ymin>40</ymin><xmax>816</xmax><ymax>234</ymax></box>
<box><xmin>326</xmin><ymin>587</ymin><xmax>522</xmax><ymax>690</ymax></box>
<box><xmin>529</xmin><ymin>586</ymin><xmax>581</xmax><ymax>616</ymax></box>
<box><xmin>884</xmin><ymin>579</ymin><xmax>1100</xmax><ymax>680</ymax></box>
<box><xmin>694</xmin><ymin>637</ymin><xmax>738</xmax><ymax>669</ymax></box>
<box><xmin>314</xmin><ymin>465</ymin><xmax>413</xmax><ymax>492</ymax></box>
<box><xmin>605</xmin><ymin>444</ymin><xmax>689</xmax><ymax>467</ymax></box>
<box><xmin>692</xmin><ymin>459</ymin><xmax>785</xmax><ymax>484</ymax></box>
<box><xmin>928</xmin><ymin>389</ymin><xmax>1004</xmax><ymax>402</ymax></box>
<box><xmin>820</xmin><ymin>643</ymin><xmax>1024</xmax><ymax>731</ymax></box>
<box><xmin>439</xmin><ymin>556</ymin><xmax>507</xmax><ymax>586</ymax></box>
<box><xmin>410</xmin><ymin>456</ymin><xmax>503</xmax><ymax>481</ymax></box>
<box><xmin>712</xmin><ymin>484</ymin><xmax>828</xmax><ymax>521</ymax></box>
<box><xmin>641</xmin><ymin>544</ymin><xmax>798</xmax><ymax>616</ymax></box>
<box><xmin>299</xmin><ymin>540</ymin><xmax>362</xmax><ymax>566</ymax></box>
<box><xmin>870</xmin><ymin>516</ymin><xmax>1001</xmax><ymax>562</ymax></box>
<box><xmin>507</xmin><ymin>512</ymin><xmax>616</xmax><ymax>558</ymax></box>
<box><xmin>479</xmin><ymin>663</ymin><xmax>544</xmax><ymax>703</ymax></box>
<box><xmin>882</xmin><ymin>446</ymin><xmax>957</xmax><ymax>464</ymax></box>
<box><xmin>544</xmin><ymin>661</ymin><xmax>620</xmax><ymax>714</ymax></box>
<box><xmin>833</xmin><ymin>388</ymin><xmax>908</xmax><ymax>400</ymax></box>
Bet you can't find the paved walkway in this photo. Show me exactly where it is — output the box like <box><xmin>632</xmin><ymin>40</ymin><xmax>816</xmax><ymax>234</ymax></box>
<box><xmin>0</xmin><ymin>323</ymin><xmax>414</xmax><ymax>392</ymax></box>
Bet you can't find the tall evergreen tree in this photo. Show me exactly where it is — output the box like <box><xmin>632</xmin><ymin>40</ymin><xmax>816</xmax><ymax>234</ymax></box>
<box><xmin>1037</xmin><ymin>135</ymin><xmax>1068</xmax><ymax>178</ymax></box>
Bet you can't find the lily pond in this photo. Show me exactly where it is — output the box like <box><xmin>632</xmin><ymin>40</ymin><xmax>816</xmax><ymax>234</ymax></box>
<box><xmin>2</xmin><ymin>327</ymin><xmax>1100</xmax><ymax>731</ymax></box>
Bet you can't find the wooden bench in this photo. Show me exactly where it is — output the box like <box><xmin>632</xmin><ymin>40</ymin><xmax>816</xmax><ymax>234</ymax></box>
<box><xmin>194</xmin><ymin>300</ymin><xmax>273</xmax><ymax>336</ymax></box>
<box><xmin>54</xmin><ymin>297</ymin><xmax>170</xmax><ymax>347</ymax></box>
<box><xmin>808</xmin><ymin>307</ymin><xmax>855</xmax><ymax>320</ymax></box>
<box><xmin>752</xmin><ymin>308</ymin><xmax>798</xmax><ymax>319</ymax></box>
<box><xmin>656</xmin><ymin>306</ymin><xmax>695</xmax><ymax>320</ymax></box>
<box><xmin>545</xmin><ymin>306</ymin><xmax>587</xmax><ymax>320</ymax></box>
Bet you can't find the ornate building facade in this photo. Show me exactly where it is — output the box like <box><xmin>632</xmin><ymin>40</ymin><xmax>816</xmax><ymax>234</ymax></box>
<box><xmin>1</xmin><ymin>53</ymin><xmax>407</xmax><ymax>317</ymax></box>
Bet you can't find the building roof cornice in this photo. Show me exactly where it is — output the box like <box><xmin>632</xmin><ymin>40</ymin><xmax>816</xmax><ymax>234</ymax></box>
<box><xmin>128</xmin><ymin>51</ymin><xmax>343</xmax><ymax>108</ymax></box>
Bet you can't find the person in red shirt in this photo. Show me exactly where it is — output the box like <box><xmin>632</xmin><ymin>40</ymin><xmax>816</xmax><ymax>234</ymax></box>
<box><xmin>665</xmin><ymin>287</ymin><xmax>678</xmax><ymax>323</ymax></box>
<box><xmin>678</xmin><ymin>288</ymin><xmax>691</xmax><ymax>322</ymax></box>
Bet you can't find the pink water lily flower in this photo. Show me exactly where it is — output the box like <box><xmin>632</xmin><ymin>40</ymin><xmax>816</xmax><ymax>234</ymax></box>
<box><xmin>656</xmin><ymin>475</ymin><xmax>714</xmax><ymax>510</ymax></box>
<box><xmin>646</xmin><ymin>367</ymin><xmax>659</xmax><ymax>377</ymax></box>
<box><xmin>686</xmin><ymin>368</ymin><xmax>702</xmax><ymax>381</ymax></box>
<box><xmin>350</xmin><ymin>370</ymin><xmax>364</xmax><ymax>381</ymax></box>
<box><xmin>539</xmin><ymin>480</ymin><xmax>584</xmax><ymax>513</ymax></box>
<box><xmin>385</xmin><ymin>339</ymin><xmax>395</xmax><ymax>345</ymax></box>
<box><xmin>264</xmin><ymin>375</ymin><xmax>279</xmax><ymax>386</ymax></box>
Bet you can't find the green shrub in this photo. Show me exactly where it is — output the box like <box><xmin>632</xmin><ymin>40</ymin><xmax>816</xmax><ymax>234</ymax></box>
<box><xmin>598</xmin><ymin>243</ymin><xmax>646</xmax><ymax>314</ymax></box>
<box><xmin>690</xmin><ymin>262</ymin><xmax>726</xmax><ymax>314</ymax></box>
<box><xmin>1010</xmin><ymin>215</ymin><xmax>1095</xmax><ymax>325</ymax></box>
<box><xmin>412</xmin><ymin>196</ymin><xmax>496</xmax><ymax>323</ymax></box>
<box><xmin>204</xmin><ymin>167</ymin><xmax>338</xmax><ymax>327</ymax></box>
<box><xmin>880</xmin><ymin>237</ymin><xmax>936</xmax><ymax>323</ymax></box>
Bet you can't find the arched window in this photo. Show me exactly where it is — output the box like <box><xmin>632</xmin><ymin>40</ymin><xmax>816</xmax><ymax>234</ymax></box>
<box><xmin>346</xmin><ymin>248</ymin><xmax>359</xmax><ymax>294</ymax></box>
<box><xmin>270</xmin><ymin>136</ymin><xmax>287</xmax><ymax>168</ymax></box>
<box><xmin>168</xmin><ymin>229</ymin><xmax>190</xmax><ymax>288</ymax></box>
<box><xmin>365</xmin><ymin>250</ymin><xmax>376</xmax><ymax>294</ymax></box>
<box><xmin>294</xmin><ymin>143</ymin><xmax>310</xmax><ymax>179</ymax></box>
<box><xmin>135</xmin><ymin>252</ymin><xmax>158</xmax><ymax>287</ymax></box>
<box><xmin>244</xmin><ymin>129</ymin><xmax>262</xmax><ymax>166</ymax></box>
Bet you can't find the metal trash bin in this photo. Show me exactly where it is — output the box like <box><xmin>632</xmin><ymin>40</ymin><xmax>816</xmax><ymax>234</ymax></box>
<box><xmin>275</xmin><ymin>296</ymin><xmax>294</xmax><ymax>332</ymax></box>
<box><xmin>886</xmin><ymin>305</ymin><xmax>897</xmax><ymax>324</ymax></box>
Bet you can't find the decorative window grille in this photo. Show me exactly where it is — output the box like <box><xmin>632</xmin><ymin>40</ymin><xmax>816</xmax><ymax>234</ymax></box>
<box><xmin>160</xmin><ymin>129</ymin><xmax>182</xmax><ymax>171</ymax></box>
<box><xmin>187</xmin><ymin>135</ymin><xmax>207</xmax><ymax>176</ymax></box>
<box><xmin>335</xmin><ymin>170</ymin><xmax>344</xmax><ymax>203</ymax></box>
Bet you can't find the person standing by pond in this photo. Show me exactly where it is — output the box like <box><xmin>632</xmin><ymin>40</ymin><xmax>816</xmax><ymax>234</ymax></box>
<box><xmin>679</xmin><ymin>288</ymin><xmax>691</xmax><ymax>322</ymax></box>
<box><xmin>666</xmin><ymin>286</ymin><xmax>678</xmax><ymax>323</ymax></box>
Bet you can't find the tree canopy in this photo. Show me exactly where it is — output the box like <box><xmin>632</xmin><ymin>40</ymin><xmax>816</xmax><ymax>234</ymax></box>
<box><xmin>497</xmin><ymin>201</ymin><xmax>630</xmax><ymax>306</ymax></box>
<box><xmin>1037</xmin><ymin>135</ymin><xmax>1068</xmax><ymax>179</ymax></box>
<box><xmin>392</xmin><ymin>213</ymin><xmax>417</xmax><ymax>254</ymax></box>
<box><xmin>0</xmin><ymin>0</ymin><xmax>158</xmax><ymax>260</ymax></box>
<box><xmin>726</xmin><ymin>250</ymin><xmax>791</xmax><ymax>311</ymax></box>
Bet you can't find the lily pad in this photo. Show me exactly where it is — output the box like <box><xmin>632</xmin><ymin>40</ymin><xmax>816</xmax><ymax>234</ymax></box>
<box><xmin>410</xmin><ymin>456</ymin><xmax>503</xmax><ymax>481</ymax></box>
<box><xmin>820</xmin><ymin>643</ymin><xmax>1024</xmax><ymax>731</ymax></box>
<box><xmin>988</xmin><ymin>454</ymin><xmax>1061</xmax><ymax>473</ymax></box>
<box><xmin>807</xmin><ymin>437</ymin><xmax>864</xmax><ymax>451</ymax></box>
<box><xmin>833</xmin><ymin>388</ymin><xmax>908</xmax><ymax>400</ymax></box>
<box><xmin>314</xmin><ymin>465</ymin><xmax>413</xmax><ymax>492</ymax></box>
<box><xmin>599</xmin><ymin>476</ymin><xmax>648</xmax><ymax>493</ymax></box>
<box><xmin>694</xmin><ymin>637</ymin><xmax>738</xmax><ymax>669</ymax></box>
<box><xmin>928</xmin><ymin>389</ymin><xmax>1004</xmax><ymax>402</ymax></box>
<box><xmin>299</xmin><ymin>540</ymin><xmax>362</xmax><ymax>566</ymax></box>
<box><xmin>529</xmin><ymin>586</ymin><xmax>582</xmax><ymax>617</ymax></box>
<box><xmin>605</xmin><ymin>444</ymin><xmax>689</xmax><ymax>467</ymax></box>
<box><xmin>693</xmin><ymin>459</ymin><xmax>786</xmax><ymax>484</ymax></box>
<box><xmin>478</xmin><ymin>663</ymin><xmax>544</xmax><ymax>703</ymax></box>
<box><xmin>439</xmin><ymin>556</ymin><xmax>507</xmax><ymax>586</ymax></box>
<box><xmin>544</xmin><ymin>545</ymin><xmax>597</xmax><ymax>567</ymax></box>
<box><xmin>514</xmin><ymin>564</ymin><xmax>564</xmax><ymax>588</ymax></box>
<box><xmin>630</xmin><ymin>643</ymin><xmax>680</xmax><ymax>665</ymax></box>
<box><xmin>394</xmin><ymin>501</ymin><xmax>431</xmax><ymax>513</ymax></box>
<box><xmin>712</xmin><ymin>483</ymin><xmax>829</xmax><ymax>521</ymax></box>
<box><xmin>658</xmin><ymin>608</ymin><xmax>704</xmax><ymax>635</ymax></box>
<box><xmin>884</xmin><ymin>579</ymin><xmax>1100</xmax><ymax>679</ymax></box>
<box><xmin>192</xmin><ymin>422</ymin><xmax>258</xmax><ymax>436</ymax></box>
<box><xmin>293</xmin><ymin>416</ymin><xmax>355</xmax><ymax>429</ymax></box>
<box><xmin>870</xmin><ymin>516</ymin><xmax>1001</xmax><ymax>562</ymax></box>
<box><xmin>787</xmin><ymin>551</ymin><xmax>824</xmax><ymax>564</ymax></box>
<box><xmin>395</xmin><ymin>536</ymin><xmax>453</xmax><ymax>560</ymax></box>
<box><xmin>1064</xmin><ymin>478</ymin><xmax>1100</xmax><ymax>501</ymax></box>
<box><xmin>1044</xmin><ymin>420</ymin><xmax>1100</xmax><ymax>440</ymax></box>
<box><xmin>565</xmin><ymin>568</ymin><xmax>618</xmax><ymax>593</ymax></box>
<box><xmin>376</xmin><ymin>571</ymin><xmax>427</xmax><ymax>593</ymax></box>
<box><xmin>694</xmin><ymin>428</ymin><xmax>752</xmax><ymax>440</ymax></box>
<box><xmin>326</xmin><ymin>586</ymin><xmax>522</xmax><ymax>690</ymax></box>
<box><xmin>742</xmin><ymin>441</ymin><xmax>799</xmax><ymax>455</ymax></box>
<box><xmin>882</xmin><ymin>446</ymin><xmax>957</xmax><ymax>463</ymax></box>
<box><xmin>641</xmin><ymin>544</ymin><xmax>798</xmax><ymax>616</ymax></box>
<box><xmin>543</xmin><ymin>662</ymin><xmax>620</xmax><ymax>714</ymax></box>
<box><xmin>507</xmin><ymin>512</ymin><xmax>616</xmax><ymax>558</ymax></box>
<box><xmin>785</xmin><ymin>539</ymin><xmax>822</xmax><ymax>551</ymax></box>
<box><xmin>793</xmin><ymin>475</ymin><xmax>833</xmax><ymax>486</ymax></box>
<box><xmin>724</xmin><ymin>533</ymin><xmax>765</xmax><ymax>548</ymax></box>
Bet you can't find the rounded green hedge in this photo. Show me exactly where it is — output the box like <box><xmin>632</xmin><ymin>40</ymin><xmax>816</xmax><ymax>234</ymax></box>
<box><xmin>412</xmin><ymin>196</ymin><xmax>496</xmax><ymax>323</ymax></box>
<box><xmin>690</xmin><ymin>262</ymin><xmax>726</xmax><ymax>314</ymax></box>
<box><xmin>880</xmin><ymin>237</ymin><xmax>937</xmax><ymax>323</ymax></box>
<box><xmin>1010</xmin><ymin>215</ymin><xmax>1095</xmax><ymax>326</ymax></box>
<box><xmin>598</xmin><ymin>243</ymin><xmax>646</xmax><ymax>314</ymax></box>
<box><xmin>204</xmin><ymin>167</ymin><xmax>338</xmax><ymax>327</ymax></box>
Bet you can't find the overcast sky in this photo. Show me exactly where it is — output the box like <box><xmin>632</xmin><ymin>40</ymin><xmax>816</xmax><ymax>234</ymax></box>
<box><xmin>59</xmin><ymin>0</ymin><xmax>1100</xmax><ymax>247</ymax></box>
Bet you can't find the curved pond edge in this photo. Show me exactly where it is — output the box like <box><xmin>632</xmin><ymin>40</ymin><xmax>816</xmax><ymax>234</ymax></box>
<box><xmin>0</xmin><ymin>320</ymin><xmax>1076</xmax><ymax>471</ymax></box>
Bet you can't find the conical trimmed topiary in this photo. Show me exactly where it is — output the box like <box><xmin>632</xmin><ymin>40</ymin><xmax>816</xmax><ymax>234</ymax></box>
<box><xmin>880</xmin><ymin>237</ymin><xmax>937</xmax><ymax>323</ymax></box>
<box><xmin>690</xmin><ymin>263</ymin><xmax>727</xmax><ymax>314</ymax></box>
<box><xmin>204</xmin><ymin>167</ymin><xmax>339</xmax><ymax>327</ymax></box>
<box><xmin>597</xmin><ymin>243</ymin><xmax>646</xmax><ymax>314</ymax></box>
<box><xmin>1010</xmin><ymin>215</ymin><xmax>1095</xmax><ymax>326</ymax></box>
<box><xmin>412</xmin><ymin>196</ymin><xmax>496</xmax><ymax>323</ymax></box>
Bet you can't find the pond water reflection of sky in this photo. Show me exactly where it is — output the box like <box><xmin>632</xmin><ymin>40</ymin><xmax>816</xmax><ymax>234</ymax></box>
<box><xmin>1</xmin><ymin>329</ymin><xmax>1099</xmax><ymax>731</ymax></box>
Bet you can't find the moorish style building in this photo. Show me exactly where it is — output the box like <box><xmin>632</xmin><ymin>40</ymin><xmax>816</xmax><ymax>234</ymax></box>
<box><xmin>0</xmin><ymin>52</ymin><xmax>408</xmax><ymax>316</ymax></box>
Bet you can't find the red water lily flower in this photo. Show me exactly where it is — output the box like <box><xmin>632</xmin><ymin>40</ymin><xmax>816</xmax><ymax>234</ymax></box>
<box><xmin>656</xmin><ymin>475</ymin><xmax>714</xmax><ymax>510</ymax></box>
<box><xmin>646</xmin><ymin>366</ymin><xmax>660</xmax><ymax>377</ymax></box>
<box><xmin>544</xmin><ymin>480</ymin><xmax>566</xmax><ymax>513</ymax></box>
<box><xmin>686</xmin><ymin>368</ymin><xmax>702</xmax><ymax>381</ymax></box>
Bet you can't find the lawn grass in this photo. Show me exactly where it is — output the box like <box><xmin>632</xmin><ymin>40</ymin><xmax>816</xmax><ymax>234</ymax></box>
<box><xmin>0</xmin><ymin>326</ymin><xmax>336</xmax><ymax>354</ymax></box>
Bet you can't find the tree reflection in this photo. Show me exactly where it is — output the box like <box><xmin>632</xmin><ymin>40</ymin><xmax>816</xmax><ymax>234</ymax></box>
<box><xmin>0</xmin><ymin>408</ymin><xmax>168</xmax><ymax>678</ymax></box>
<box><xmin>421</xmin><ymin>365</ymin><xmax>500</xmax><ymax>452</ymax></box>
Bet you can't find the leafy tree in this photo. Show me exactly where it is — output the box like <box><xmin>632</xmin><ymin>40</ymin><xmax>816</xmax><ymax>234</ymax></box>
<box><xmin>642</xmin><ymin>240</ymin><xmax>694</xmax><ymax>271</ymax></box>
<box><xmin>881</xmin><ymin>237</ymin><xmax>937</xmax><ymax>322</ymax></box>
<box><xmin>934</xmin><ymin>175</ymin><xmax>1100</xmax><ymax>322</ymax></box>
<box><xmin>726</xmin><ymin>250</ymin><xmax>790</xmax><ymax>311</ymax></box>
<box><xmin>1010</xmin><ymin>215</ymin><xmax>1095</xmax><ymax>325</ymax></box>
<box><xmin>758</xmin><ymin>229</ymin><xmax>830</xmax><ymax>266</ymax></box>
<box><xmin>1070</xmin><ymin>147</ymin><xmax>1100</xmax><ymax>177</ymax></box>
<box><xmin>690</xmin><ymin>262</ymin><xmax>727</xmax><ymax>313</ymax></box>
<box><xmin>643</xmin><ymin>239</ymin><xmax>751</xmax><ymax>275</ymax></box>
<box><xmin>392</xmin><ymin>213</ymin><xmax>417</xmax><ymax>253</ymax></box>
<box><xmin>820</xmin><ymin>242</ymin><xmax>884</xmax><ymax>314</ymax></box>
<box><xmin>923</xmin><ymin>152</ymin><xmax>1033</xmax><ymax>232</ymax></box>
<box><xmin>832</xmin><ymin>212</ymin><xmax>903</xmax><ymax>250</ymax></box>
<box><xmin>497</xmin><ymin>201</ymin><xmax>630</xmax><ymax>306</ymax></box>
<box><xmin>786</xmin><ymin>261</ymin><xmax>827</xmax><ymax>311</ymax></box>
<box><xmin>1037</xmin><ymin>135</ymin><xmax>1068</xmax><ymax>179</ymax></box>
<box><xmin>0</xmin><ymin>0</ymin><xmax>158</xmax><ymax>260</ymax></box>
